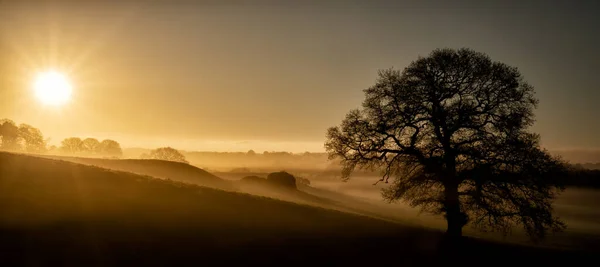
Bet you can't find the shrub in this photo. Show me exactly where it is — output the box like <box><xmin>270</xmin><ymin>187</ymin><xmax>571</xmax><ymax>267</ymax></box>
<box><xmin>266</xmin><ymin>171</ymin><xmax>296</xmax><ymax>189</ymax></box>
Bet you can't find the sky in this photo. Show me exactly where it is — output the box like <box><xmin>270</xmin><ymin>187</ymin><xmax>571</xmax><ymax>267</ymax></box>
<box><xmin>0</xmin><ymin>0</ymin><xmax>599</xmax><ymax>152</ymax></box>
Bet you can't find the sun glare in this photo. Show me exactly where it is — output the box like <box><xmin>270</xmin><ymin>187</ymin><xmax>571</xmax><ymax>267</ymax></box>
<box><xmin>33</xmin><ymin>71</ymin><xmax>73</xmax><ymax>106</ymax></box>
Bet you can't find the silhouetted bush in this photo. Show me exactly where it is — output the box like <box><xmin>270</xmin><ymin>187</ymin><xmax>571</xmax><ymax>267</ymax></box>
<box><xmin>266</xmin><ymin>171</ymin><xmax>297</xmax><ymax>189</ymax></box>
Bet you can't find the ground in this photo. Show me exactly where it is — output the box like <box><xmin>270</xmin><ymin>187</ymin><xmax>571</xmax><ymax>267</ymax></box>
<box><xmin>0</xmin><ymin>152</ymin><xmax>598</xmax><ymax>266</ymax></box>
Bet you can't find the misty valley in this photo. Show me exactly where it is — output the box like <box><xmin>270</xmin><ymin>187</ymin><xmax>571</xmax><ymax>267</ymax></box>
<box><xmin>1</xmin><ymin>138</ymin><xmax>599</xmax><ymax>265</ymax></box>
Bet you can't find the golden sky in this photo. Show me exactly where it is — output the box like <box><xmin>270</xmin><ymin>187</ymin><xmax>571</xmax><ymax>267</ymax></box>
<box><xmin>1</xmin><ymin>1</ymin><xmax>599</xmax><ymax>152</ymax></box>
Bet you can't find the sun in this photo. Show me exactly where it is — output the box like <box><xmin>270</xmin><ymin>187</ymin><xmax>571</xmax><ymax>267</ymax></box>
<box><xmin>33</xmin><ymin>71</ymin><xmax>73</xmax><ymax>106</ymax></box>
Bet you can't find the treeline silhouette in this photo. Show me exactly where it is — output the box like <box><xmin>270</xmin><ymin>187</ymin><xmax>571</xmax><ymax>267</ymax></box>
<box><xmin>0</xmin><ymin>118</ymin><xmax>190</xmax><ymax>163</ymax></box>
<box><xmin>0</xmin><ymin>118</ymin><xmax>124</xmax><ymax>158</ymax></box>
<box><xmin>59</xmin><ymin>137</ymin><xmax>123</xmax><ymax>157</ymax></box>
<box><xmin>0</xmin><ymin>119</ymin><xmax>46</xmax><ymax>153</ymax></box>
<box><xmin>4</xmin><ymin>117</ymin><xmax>600</xmax><ymax>189</ymax></box>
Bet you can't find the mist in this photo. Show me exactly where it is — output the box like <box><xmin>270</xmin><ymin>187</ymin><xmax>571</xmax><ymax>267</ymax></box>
<box><xmin>2</xmin><ymin>0</ymin><xmax>600</xmax><ymax>266</ymax></box>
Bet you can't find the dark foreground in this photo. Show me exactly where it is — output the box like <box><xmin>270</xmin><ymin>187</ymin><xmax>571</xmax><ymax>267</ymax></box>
<box><xmin>0</xmin><ymin>152</ymin><xmax>596</xmax><ymax>266</ymax></box>
<box><xmin>1</xmin><ymin>226</ymin><xmax>596</xmax><ymax>266</ymax></box>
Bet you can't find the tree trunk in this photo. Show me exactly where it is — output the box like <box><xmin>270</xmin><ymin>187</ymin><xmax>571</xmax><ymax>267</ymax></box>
<box><xmin>444</xmin><ymin>181</ymin><xmax>464</xmax><ymax>238</ymax></box>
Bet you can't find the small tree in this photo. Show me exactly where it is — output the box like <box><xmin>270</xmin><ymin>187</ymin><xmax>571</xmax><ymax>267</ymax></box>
<box><xmin>60</xmin><ymin>137</ymin><xmax>83</xmax><ymax>154</ymax></box>
<box><xmin>99</xmin><ymin>139</ymin><xmax>123</xmax><ymax>158</ymax></box>
<box><xmin>325</xmin><ymin>48</ymin><xmax>567</xmax><ymax>240</ymax></box>
<box><xmin>18</xmin><ymin>124</ymin><xmax>46</xmax><ymax>153</ymax></box>
<box><xmin>266</xmin><ymin>171</ymin><xmax>297</xmax><ymax>189</ymax></box>
<box><xmin>0</xmin><ymin>119</ymin><xmax>21</xmax><ymax>151</ymax></box>
<box><xmin>148</xmin><ymin>147</ymin><xmax>188</xmax><ymax>163</ymax></box>
<box><xmin>82</xmin><ymin>138</ymin><xmax>101</xmax><ymax>154</ymax></box>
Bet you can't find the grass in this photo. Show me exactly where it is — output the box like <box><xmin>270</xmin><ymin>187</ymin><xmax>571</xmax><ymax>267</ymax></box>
<box><xmin>0</xmin><ymin>152</ymin><xmax>597</xmax><ymax>266</ymax></box>
<box><xmin>41</xmin><ymin>154</ymin><xmax>234</xmax><ymax>190</ymax></box>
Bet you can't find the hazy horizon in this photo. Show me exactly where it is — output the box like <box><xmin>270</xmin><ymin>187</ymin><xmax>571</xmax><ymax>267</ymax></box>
<box><xmin>1</xmin><ymin>0</ymin><xmax>599</xmax><ymax>152</ymax></box>
<box><xmin>2</xmin><ymin>2</ymin><xmax>600</xmax><ymax>263</ymax></box>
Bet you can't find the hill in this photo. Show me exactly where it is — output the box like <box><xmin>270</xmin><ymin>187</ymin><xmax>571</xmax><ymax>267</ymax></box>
<box><xmin>0</xmin><ymin>152</ymin><xmax>596</xmax><ymax>266</ymax></box>
<box><xmin>42</xmin><ymin>155</ymin><xmax>234</xmax><ymax>190</ymax></box>
<box><xmin>41</xmin><ymin>155</ymin><xmax>414</xmax><ymax>225</ymax></box>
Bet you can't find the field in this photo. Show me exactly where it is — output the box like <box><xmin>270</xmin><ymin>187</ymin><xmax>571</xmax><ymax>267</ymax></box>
<box><xmin>1</xmin><ymin>152</ymin><xmax>599</xmax><ymax>266</ymax></box>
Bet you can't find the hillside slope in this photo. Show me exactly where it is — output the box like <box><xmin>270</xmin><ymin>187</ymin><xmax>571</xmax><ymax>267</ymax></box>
<box><xmin>42</xmin><ymin>155</ymin><xmax>234</xmax><ymax>190</ymax></box>
<box><xmin>0</xmin><ymin>152</ymin><xmax>595</xmax><ymax>266</ymax></box>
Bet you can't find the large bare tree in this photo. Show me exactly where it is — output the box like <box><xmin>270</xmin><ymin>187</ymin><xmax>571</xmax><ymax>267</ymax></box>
<box><xmin>325</xmin><ymin>48</ymin><xmax>567</xmax><ymax>240</ymax></box>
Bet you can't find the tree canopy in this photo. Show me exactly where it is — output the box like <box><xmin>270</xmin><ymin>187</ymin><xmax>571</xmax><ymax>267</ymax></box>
<box><xmin>99</xmin><ymin>139</ymin><xmax>123</xmax><ymax>158</ymax></box>
<box><xmin>325</xmin><ymin>48</ymin><xmax>567</xmax><ymax>240</ymax></box>
<box><xmin>146</xmin><ymin>147</ymin><xmax>188</xmax><ymax>163</ymax></box>
<box><xmin>82</xmin><ymin>138</ymin><xmax>101</xmax><ymax>154</ymax></box>
<box><xmin>61</xmin><ymin>137</ymin><xmax>84</xmax><ymax>153</ymax></box>
<box><xmin>59</xmin><ymin>137</ymin><xmax>122</xmax><ymax>158</ymax></box>
<box><xmin>17</xmin><ymin>124</ymin><xmax>46</xmax><ymax>153</ymax></box>
<box><xmin>0</xmin><ymin>119</ymin><xmax>21</xmax><ymax>151</ymax></box>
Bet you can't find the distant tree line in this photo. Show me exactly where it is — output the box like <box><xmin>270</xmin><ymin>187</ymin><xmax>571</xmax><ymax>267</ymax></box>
<box><xmin>0</xmin><ymin>118</ymin><xmax>123</xmax><ymax>158</ymax></box>
<box><xmin>60</xmin><ymin>137</ymin><xmax>123</xmax><ymax>158</ymax></box>
<box><xmin>0</xmin><ymin>119</ymin><xmax>48</xmax><ymax>153</ymax></box>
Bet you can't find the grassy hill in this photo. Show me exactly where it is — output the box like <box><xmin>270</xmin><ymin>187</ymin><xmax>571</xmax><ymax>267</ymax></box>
<box><xmin>0</xmin><ymin>152</ymin><xmax>596</xmax><ymax>266</ymax></box>
<box><xmin>46</xmin><ymin>156</ymin><xmax>429</xmax><ymax>225</ymax></box>
<box><xmin>41</xmin><ymin>155</ymin><xmax>234</xmax><ymax>190</ymax></box>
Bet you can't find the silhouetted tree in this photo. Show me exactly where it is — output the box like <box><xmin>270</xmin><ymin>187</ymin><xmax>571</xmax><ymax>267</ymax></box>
<box><xmin>325</xmin><ymin>48</ymin><xmax>567</xmax><ymax>240</ymax></box>
<box><xmin>82</xmin><ymin>138</ymin><xmax>101</xmax><ymax>154</ymax></box>
<box><xmin>247</xmin><ymin>149</ymin><xmax>256</xmax><ymax>156</ymax></box>
<box><xmin>61</xmin><ymin>137</ymin><xmax>83</xmax><ymax>153</ymax></box>
<box><xmin>148</xmin><ymin>147</ymin><xmax>188</xmax><ymax>163</ymax></box>
<box><xmin>0</xmin><ymin>119</ymin><xmax>21</xmax><ymax>151</ymax></box>
<box><xmin>99</xmin><ymin>139</ymin><xmax>123</xmax><ymax>158</ymax></box>
<box><xmin>18</xmin><ymin>124</ymin><xmax>46</xmax><ymax>153</ymax></box>
<box><xmin>266</xmin><ymin>171</ymin><xmax>297</xmax><ymax>189</ymax></box>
